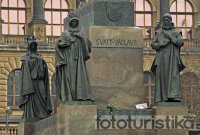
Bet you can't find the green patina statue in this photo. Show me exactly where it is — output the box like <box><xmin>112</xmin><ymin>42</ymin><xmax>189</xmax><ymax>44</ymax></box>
<box><xmin>151</xmin><ymin>13</ymin><xmax>185</xmax><ymax>103</ymax></box>
<box><xmin>19</xmin><ymin>36</ymin><xmax>52</xmax><ymax>121</ymax></box>
<box><xmin>55</xmin><ymin>14</ymin><xmax>94</xmax><ymax>102</ymax></box>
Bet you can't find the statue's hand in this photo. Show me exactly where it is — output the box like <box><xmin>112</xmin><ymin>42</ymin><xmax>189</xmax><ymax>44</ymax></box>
<box><xmin>28</xmin><ymin>58</ymin><xmax>37</xmax><ymax>68</ymax></box>
<box><xmin>159</xmin><ymin>42</ymin><xmax>169</xmax><ymax>48</ymax></box>
<box><xmin>70</xmin><ymin>32</ymin><xmax>79</xmax><ymax>37</ymax></box>
<box><xmin>58</xmin><ymin>40</ymin><xmax>71</xmax><ymax>47</ymax></box>
<box><xmin>164</xmin><ymin>32</ymin><xmax>172</xmax><ymax>41</ymax></box>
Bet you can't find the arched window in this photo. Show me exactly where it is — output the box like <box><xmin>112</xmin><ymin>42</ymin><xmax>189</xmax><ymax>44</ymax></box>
<box><xmin>170</xmin><ymin>0</ymin><xmax>194</xmax><ymax>39</ymax></box>
<box><xmin>134</xmin><ymin>0</ymin><xmax>153</xmax><ymax>38</ymax></box>
<box><xmin>51</xmin><ymin>74</ymin><xmax>57</xmax><ymax>107</ymax></box>
<box><xmin>144</xmin><ymin>71</ymin><xmax>155</xmax><ymax>107</ymax></box>
<box><xmin>7</xmin><ymin>69</ymin><xmax>22</xmax><ymax>108</ymax></box>
<box><xmin>1</xmin><ymin>0</ymin><xmax>26</xmax><ymax>35</ymax></box>
<box><xmin>45</xmin><ymin>0</ymin><xmax>69</xmax><ymax>36</ymax></box>
<box><xmin>181</xmin><ymin>73</ymin><xmax>199</xmax><ymax>113</ymax></box>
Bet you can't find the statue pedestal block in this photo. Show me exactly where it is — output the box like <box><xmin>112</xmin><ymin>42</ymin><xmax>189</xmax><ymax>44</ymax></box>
<box><xmin>87</xmin><ymin>26</ymin><xmax>145</xmax><ymax>109</ymax></box>
<box><xmin>17</xmin><ymin>115</ymin><xmax>57</xmax><ymax>135</ymax></box>
<box><xmin>153</xmin><ymin>106</ymin><xmax>189</xmax><ymax>135</ymax></box>
<box><xmin>18</xmin><ymin>122</ymin><xmax>34</xmax><ymax>135</ymax></box>
<box><xmin>56</xmin><ymin>104</ymin><xmax>97</xmax><ymax>135</ymax></box>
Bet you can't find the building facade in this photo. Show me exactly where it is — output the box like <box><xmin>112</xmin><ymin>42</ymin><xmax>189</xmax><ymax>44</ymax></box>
<box><xmin>0</xmin><ymin>0</ymin><xmax>199</xmax><ymax>133</ymax></box>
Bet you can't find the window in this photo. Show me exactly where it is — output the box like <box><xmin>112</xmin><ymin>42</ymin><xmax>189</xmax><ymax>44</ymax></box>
<box><xmin>45</xmin><ymin>0</ymin><xmax>69</xmax><ymax>36</ymax></box>
<box><xmin>144</xmin><ymin>71</ymin><xmax>155</xmax><ymax>107</ymax></box>
<box><xmin>1</xmin><ymin>0</ymin><xmax>26</xmax><ymax>35</ymax></box>
<box><xmin>134</xmin><ymin>0</ymin><xmax>152</xmax><ymax>38</ymax></box>
<box><xmin>51</xmin><ymin>74</ymin><xmax>57</xmax><ymax>107</ymax></box>
<box><xmin>181</xmin><ymin>73</ymin><xmax>199</xmax><ymax>113</ymax></box>
<box><xmin>170</xmin><ymin>0</ymin><xmax>194</xmax><ymax>39</ymax></box>
<box><xmin>7</xmin><ymin>70</ymin><xmax>22</xmax><ymax>108</ymax></box>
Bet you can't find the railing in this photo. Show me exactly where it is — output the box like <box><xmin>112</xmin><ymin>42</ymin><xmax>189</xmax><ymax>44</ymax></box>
<box><xmin>0</xmin><ymin>35</ymin><xmax>200</xmax><ymax>50</ymax></box>
<box><xmin>183</xmin><ymin>39</ymin><xmax>200</xmax><ymax>50</ymax></box>
<box><xmin>46</xmin><ymin>36</ymin><xmax>59</xmax><ymax>46</ymax></box>
<box><xmin>1</xmin><ymin>35</ymin><xmax>28</xmax><ymax>45</ymax></box>
<box><xmin>144</xmin><ymin>38</ymin><xmax>153</xmax><ymax>48</ymax></box>
<box><xmin>0</xmin><ymin>35</ymin><xmax>60</xmax><ymax>46</ymax></box>
<box><xmin>144</xmin><ymin>38</ymin><xmax>200</xmax><ymax>50</ymax></box>
<box><xmin>0</xmin><ymin>126</ymin><xmax>18</xmax><ymax>135</ymax></box>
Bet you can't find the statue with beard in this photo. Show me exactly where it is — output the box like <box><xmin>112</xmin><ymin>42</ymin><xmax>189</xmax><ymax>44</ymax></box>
<box><xmin>19</xmin><ymin>36</ymin><xmax>52</xmax><ymax>121</ymax></box>
<box><xmin>55</xmin><ymin>15</ymin><xmax>94</xmax><ymax>102</ymax></box>
<box><xmin>151</xmin><ymin>13</ymin><xmax>185</xmax><ymax>104</ymax></box>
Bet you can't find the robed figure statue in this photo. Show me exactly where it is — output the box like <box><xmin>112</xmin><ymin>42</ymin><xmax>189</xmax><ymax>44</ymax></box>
<box><xmin>55</xmin><ymin>15</ymin><xmax>94</xmax><ymax>102</ymax></box>
<box><xmin>19</xmin><ymin>36</ymin><xmax>52</xmax><ymax>121</ymax></box>
<box><xmin>151</xmin><ymin>13</ymin><xmax>185</xmax><ymax>103</ymax></box>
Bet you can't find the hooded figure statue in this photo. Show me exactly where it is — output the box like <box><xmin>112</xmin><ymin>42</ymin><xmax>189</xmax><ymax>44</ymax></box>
<box><xmin>151</xmin><ymin>13</ymin><xmax>185</xmax><ymax>104</ymax></box>
<box><xmin>55</xmin><ymin>15</ymin><xmax>94</xmax><ymax>102</ymax></box>
<box><xmin>19</xmin><ymin>36</ymin><xmax>52</xmax><ymax>121</ymax></box>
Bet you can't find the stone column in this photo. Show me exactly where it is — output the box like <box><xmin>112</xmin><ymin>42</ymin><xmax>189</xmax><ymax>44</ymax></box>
<box><xmin>0</xmin><ymin>2</ymin><xmax>3</xmax><ymax>43</ymax></box>
<box><xmin>154</xmin><ymin>0</ymin><xmax>169</xmax><ymax>31</ymax></box>
<box><xmin>0</xmin><ymin>18</ymin><xmax>3</xmax><ymax>43</ymax></box>
<box><xmin>32</xmin><ymin>0</ymin><xmax>44</xmax><ymax>20</ymax></box>
<box><xmin>160</xmin><ymin>0</ymin><xmax>169</xmax><ymax>19</ymax></box>
<box><xmin>28</xmin><ymin>0</ymin><xmax>47</xmax><ymax>44</ymax></box>
<box><xmin>76</xmin><ymin>0</ymin><xmax>80</xmax><ymax>8</ymax></box>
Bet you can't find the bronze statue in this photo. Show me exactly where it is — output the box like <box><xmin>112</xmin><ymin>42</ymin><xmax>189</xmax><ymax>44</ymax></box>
<box><xmin>55</xmin><ymin>15</ymin><xmax>94</xmax><ymax>102</ymax></box>
<box><xmin>19</xmin><ymin>36</ymin><xmax>52</xmax><ymax>121</ymax></box>
<box><xmin>151</xmin><ymin>13</ymin><xmax>185</xmax><ymax>103</ymax></box>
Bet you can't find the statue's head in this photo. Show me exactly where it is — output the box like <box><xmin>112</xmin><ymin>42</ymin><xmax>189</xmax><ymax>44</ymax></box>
<box><xmin>26</xmin><ymin>36</ymin><xmax>39</xmax><ymax>55</ymax></box>
<box><xmin>30</xmin><ymin>42</ymin><xmax>37</xmax><ymax>52</ymax></box>
<box><xmin>162</xmin><ymin>13</ymin><xmax>174</xmax><ymax>30</ymax></box>
<box><xmin>69</xmin><ymin>18</ymin><xmax>79</xmax><ymax>28</ymax></box>
<box><xmin>68</xmin><ymin>12</ymin><xmax>79</xmax><ymax>32</ymax></box>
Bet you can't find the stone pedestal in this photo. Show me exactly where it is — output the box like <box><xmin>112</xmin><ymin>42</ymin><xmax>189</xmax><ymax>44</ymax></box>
<box><xmin>18</xmin><ymin>122</ymin><xmax>34</xmax><ymax>135</ymax></box>
<box><xmin>17</xmin><ymin>115</ymin><xmax>57</xmax><ymax>135</ymax></box>
<box><xmin>96</xmin><ymin>109</ymin><xmax>156</xmax><ymax>135</ymax></box>
<box><xmin>153</xmin><ymin>106</ymin><xmax>189</xmax><ymax>135</ymax></box>
<box><xmin>56</xmin><ymin>104</ymin><xmax>97</xmax><ymax>135</ymax></box>
<box><xmin>28</xmin><ymin>23</ymin><xmax>47</xmax><ymax>44</ymax></box>
<box><xmin>86</xmin><ymin>26</ymin><xmax>146</xmax><ymax>109</ymax></box>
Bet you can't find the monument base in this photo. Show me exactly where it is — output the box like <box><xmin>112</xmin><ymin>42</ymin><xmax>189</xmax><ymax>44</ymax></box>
<box><xmin>17</xmin><ymin>115</ymin><xmax>57</xmax><ymax>135</ymax></box>
<box><xmin>153</xmin><ymin>106</ymin><xmax>189</xmax><ymax>135</ymax></box>
<box><xmin>56</xmin><ymin>104</ymin><xmax>97</xmax><ymax>135</ymax></box>
<box><xmin>18</xmin><ymin>122</ymin><xmax>34</xmax><ymax>135</ymax></box>
<box><xmin>87</xmin><ymin>26</ymin><xmax>145</xmax><ymax>109</ymax></box>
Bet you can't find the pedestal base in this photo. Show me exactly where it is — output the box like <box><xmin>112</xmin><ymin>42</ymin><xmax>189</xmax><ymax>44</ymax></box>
<box><xmin>153</xmin><ymin>102</ymin><xmax>183</xmax><ymax>107</ymax></box>
<box><xmin>154</xmin><ymin>106</ymin><xmax>189</xmax><ymax>135</ymax></box>
<box><xmin>56</xmin><ymin>104</ymin><xmax>97</xmax><ymax>135</ymax></box>
<box><xmin>18</xmin><ymin>122</ymin><xmax>34</xmax><ymax>135</ymax></box>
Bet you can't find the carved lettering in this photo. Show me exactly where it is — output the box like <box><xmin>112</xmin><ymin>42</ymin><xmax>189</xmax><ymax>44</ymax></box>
<box><xmin>95</xmin><ymin>39</ymin><xmax>137</xmax><ymax>46</ymax></box>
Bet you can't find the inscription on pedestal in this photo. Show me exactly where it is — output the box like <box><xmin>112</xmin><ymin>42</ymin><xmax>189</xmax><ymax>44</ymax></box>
<box><xmin>95</xmin><ymin>39</ymin><xmax>137</xmax><ymax>47</ymax></box>
<box><xmin>88</xmin><ymin>26</ymin><xmax>143</xmax><ymax>48</ymax></box>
